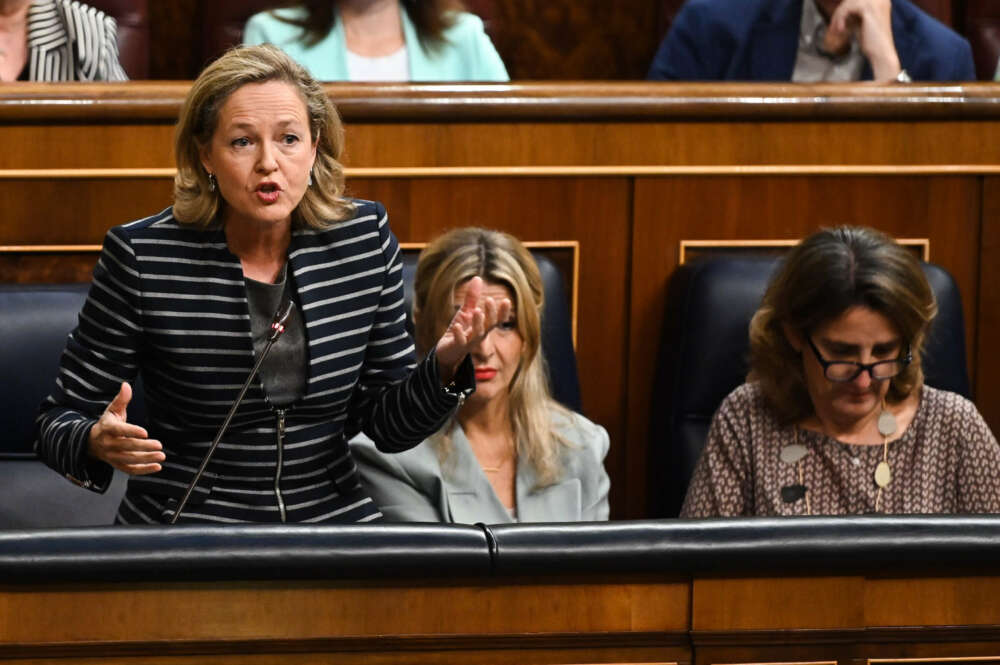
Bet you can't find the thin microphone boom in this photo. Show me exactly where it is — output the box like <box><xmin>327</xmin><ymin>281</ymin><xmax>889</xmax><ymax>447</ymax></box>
<box><xmin>169</xmin><ymin>300</ymin><xmax>295</xmax><ymax>525</ymax></box>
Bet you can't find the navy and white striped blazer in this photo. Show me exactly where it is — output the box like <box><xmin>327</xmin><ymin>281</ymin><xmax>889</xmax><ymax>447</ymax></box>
<box><xmin>35</xmin><ymin>202</ymin><xmax>463</xmax><ymax>524</ymax></box>
<box><xmin>26</xmin><ymin>0</ymin><xmax>127</xmax><ymax>81</ymax></box>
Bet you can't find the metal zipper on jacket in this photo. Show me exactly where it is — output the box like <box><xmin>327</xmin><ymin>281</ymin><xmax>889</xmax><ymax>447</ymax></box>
<box><xmin>275</xmin><ymin>408</ymin><xmax>288</xmax><ymax>523</ymax></box>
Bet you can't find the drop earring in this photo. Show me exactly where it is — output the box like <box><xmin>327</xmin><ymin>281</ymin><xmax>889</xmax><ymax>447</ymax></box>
<box><xmin>207</xmin><ymin>173</ymin><xmax>217</xmax><ymax>192</ymax></box>
<box><xmin>307</xmin><ymin>169</ymin><xmax>313</xmax><ymax>187</ymax></box>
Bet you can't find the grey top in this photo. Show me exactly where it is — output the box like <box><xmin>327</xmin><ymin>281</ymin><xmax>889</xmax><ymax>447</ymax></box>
<box><xmin>350</xmin><ymin>406</ymin><xmax>611</xmax><ymax>524</ymax></box>
<box><xmin>245</xmin><ymin>266</ymin><xmax>307</xmax><ymax>408</ymax></box>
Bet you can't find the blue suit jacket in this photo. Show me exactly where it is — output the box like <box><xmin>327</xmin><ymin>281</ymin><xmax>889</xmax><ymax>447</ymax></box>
<box><xmin>647</xmin><ymin>0</ymin><xmax>975</xmax><ymax>81</ymax></box>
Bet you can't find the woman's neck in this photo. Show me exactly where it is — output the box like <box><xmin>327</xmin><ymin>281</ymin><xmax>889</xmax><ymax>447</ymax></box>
<box><xmin>339</xmin><ymin>0</ymin><xmax>404</xmax><ymax>57</ymax></box>
<box><xmin>224</xmin><ymin>216</ymin><xmax>291</xmax><ymax>283</ymax></box>
<box><xmin>801</xmin><ymin>391</ymin><xmax>919</xmax><ymax>445</ymax></box>
<box><xmin>458</xmin><ymin>396</ymin><xmax>511</xmax><ymax>441</ymax></box>
<box><xmin>459</xmin><ymin>397</ymin><xmax>517</xmax><ymax>506</ymax></box>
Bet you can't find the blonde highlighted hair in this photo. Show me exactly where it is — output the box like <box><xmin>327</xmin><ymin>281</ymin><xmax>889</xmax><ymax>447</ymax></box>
<box><xmin>413</xmin><ymin>228</ymin><xmax>570</xmax><ymax>487</ymax></box>
<box><xmin>748</xmin><ymin>226</ymin><xmax>937</xmax><ymax>425</ymax></box>
<box><xmin>173</xmin><ymin>44</ymin><xmax>353</xmax><ymax>229</ymax></box>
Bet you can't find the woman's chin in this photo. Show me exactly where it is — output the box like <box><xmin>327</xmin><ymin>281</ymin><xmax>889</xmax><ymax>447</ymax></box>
<box><xmin>831</xmin><ymin>394</ymin><xmax>879</xmax><ymax>420</ymax></box>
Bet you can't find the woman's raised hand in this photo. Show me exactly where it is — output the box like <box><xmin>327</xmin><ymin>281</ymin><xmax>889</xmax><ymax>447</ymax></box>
<box><xmin>88</xmin><ymin>382</ymin><xmax>165</xmax><ymax>475</ymax></box>
<box><xmin>435</xmin><ymin>276</ymin><xmax>512</xmax><ymax>382</ymax></box>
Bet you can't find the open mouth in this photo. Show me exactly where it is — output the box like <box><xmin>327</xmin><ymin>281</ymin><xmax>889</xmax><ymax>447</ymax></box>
<box><xmin>256</xmin><ymin>183</ymin><xmax>280</xmax><ymax>203</ymax></box>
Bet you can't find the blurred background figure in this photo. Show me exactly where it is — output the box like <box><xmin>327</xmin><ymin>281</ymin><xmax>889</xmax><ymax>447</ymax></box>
<box><xmin>681</xmin><ymin>226</ymin><xmax>1000</xmax><ymax>518</ymax></box>
<box><xmin>648</xmin><ymin>0</ymin><xmax>974</xmax><ymax>82</ymax></box>
<box><xmin>352</xmin><ymin>228</ymin><xmax>610</xmax><ymax>523</ymax></box>
<box><xmin>0</xmin><ymin>0</ymin><xmax>126</xmax><ymax>81</ymax></box>
<box><xmin>243</xmin><ymin>0</ymin><xmax>508</xmax><ymax>81</ymax></box>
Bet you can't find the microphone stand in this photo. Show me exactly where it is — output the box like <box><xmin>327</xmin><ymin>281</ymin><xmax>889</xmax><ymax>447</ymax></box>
<box><xmin>169</xmin><ymin>301</ymin><xmax>295</xmax><ymax>525</ymax></box>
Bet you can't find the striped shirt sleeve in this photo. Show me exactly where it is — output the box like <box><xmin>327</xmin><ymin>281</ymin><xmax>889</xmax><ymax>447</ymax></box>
<box><xmin>34</xmin><ymin>225</ymin><xmax>142</xmax><ymax>491</ymax></box>
<box><xmin>346</xmin><ymin>204</ymin><xmax>471</xmax><ymax>452</ymax></box>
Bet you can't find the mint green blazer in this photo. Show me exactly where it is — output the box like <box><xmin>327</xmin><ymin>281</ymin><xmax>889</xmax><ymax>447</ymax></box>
<box><xmin>243</xmin><ymin>5</ymin><xmax>509</xmax><ymax>81</ymax></box>
<box><xmin>350</xmin><ymin>408</ymin><xmax>610</xmax><ymax>524</ymax></box>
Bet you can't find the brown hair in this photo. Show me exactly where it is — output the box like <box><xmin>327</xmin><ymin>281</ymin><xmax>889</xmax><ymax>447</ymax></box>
<box><xmin>173</xmin><ymin>44</ymin><xmax>353</xmax><ymax>229</ymax></box>
<box><xmin>413</xmin><ymin>227</ymin><xmax>570</xmax><ymax>487</ymax></box>
<box><xmin>748</xmin><ymin>226</ymin><xmax>937</xmax><ymax>424</ymax></box>
<box><xmin>275</xmin><ymin>0</ymin><xmax>465</xmax><ymax>50</ymax></box>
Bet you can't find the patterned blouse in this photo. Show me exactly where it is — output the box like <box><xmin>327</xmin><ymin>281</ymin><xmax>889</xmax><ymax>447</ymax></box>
<box><xmin>681</xmin><ymin>383</ymin><xmax>1000</xmax><ymax>517</ymax></box>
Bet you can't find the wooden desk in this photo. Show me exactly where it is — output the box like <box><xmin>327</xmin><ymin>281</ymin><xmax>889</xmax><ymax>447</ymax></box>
<box><xmin>3</xmin><ymin>82</ymin><xmax>1000</xmax><ymax>518</ymax></box>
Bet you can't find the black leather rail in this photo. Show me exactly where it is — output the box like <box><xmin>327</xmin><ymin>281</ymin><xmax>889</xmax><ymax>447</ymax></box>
<box><xmin>488</xmin><ymin>516</ymin><xmax>1000</xmax><ymax>576</ymax></box>
<box><xmin>3</xmin><ymin>516</ymin><xmax>1000</xmax><ymax>583</ymax></box>
<box><xmin>0</xmin><ymin>523</ymin><xmax>491</xmax><ymax>583</ymax></box>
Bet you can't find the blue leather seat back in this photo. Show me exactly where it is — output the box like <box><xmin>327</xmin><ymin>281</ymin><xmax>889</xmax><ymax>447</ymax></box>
<box><xmin>0</xmin><ymin>284</ymin><xmax>136</xmax><ymax>526</ymax></box>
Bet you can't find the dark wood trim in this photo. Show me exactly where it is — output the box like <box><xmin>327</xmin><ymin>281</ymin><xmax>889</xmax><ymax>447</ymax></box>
<box><xmin>5</xmin><ymin>83</ymin><xmax>1000</xmax><ymax>123</ymax></box>
<box><xmin>693</xmin><ymin>626</ymin><xmax>1000</xmax><ymax>647</ymax></box>
<box><xmin>0</xmin><ymin>631</ymin><xmax>689</xmax><ymax>659</ymax></box>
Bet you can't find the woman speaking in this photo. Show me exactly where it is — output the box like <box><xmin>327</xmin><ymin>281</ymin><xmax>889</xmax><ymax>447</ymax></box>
<box><xmin>34</xmin><ymin>44</ymin><xmax>508</xmax><ymax>524</ymax></box>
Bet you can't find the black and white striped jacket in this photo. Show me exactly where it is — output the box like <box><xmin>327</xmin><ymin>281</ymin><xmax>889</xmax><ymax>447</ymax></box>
<box><xmin>26</xmin><ymin>0</ymin><xmax>127</xmax><ymax>81</ymax></box>
<box><xmin>35</xmin><ymin>202</ymin><xmax>464</xmax><ymax>523</ymax></box>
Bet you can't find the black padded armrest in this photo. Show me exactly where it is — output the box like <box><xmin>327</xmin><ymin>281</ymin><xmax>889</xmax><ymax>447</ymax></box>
<box><xmin>0</xmin><ymin>523</ymin><xmax>491</xmax><ymax>583</ymax></box>
<box><xmin>4</xmin><ymin>518</ymin><xmax>1000</xmax><ymax>584</ymax></box>
<box><xmin>486</xmin><ymin>516</ymin><xmax>1000</xmax><ymax>576</ymax></box>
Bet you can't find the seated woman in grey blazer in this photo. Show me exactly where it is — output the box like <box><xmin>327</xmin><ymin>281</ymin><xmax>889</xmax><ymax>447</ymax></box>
<box><xmin>351</xmin><ymin>228</ymin><xmax>610</xmax><ymax>523</ymax></box>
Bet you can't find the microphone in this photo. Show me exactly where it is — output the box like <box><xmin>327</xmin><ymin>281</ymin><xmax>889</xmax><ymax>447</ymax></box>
<box><xmin>169</xmin><ymin>300</ymin><xmax>295</xmax><ymax>524</ymax></box>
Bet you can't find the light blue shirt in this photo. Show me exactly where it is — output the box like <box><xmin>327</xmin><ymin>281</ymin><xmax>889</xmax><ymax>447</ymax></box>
<box><xmin>243</xmin><ymin>5</ymin><xmax>509</xmax><ymax>82</ymax></box>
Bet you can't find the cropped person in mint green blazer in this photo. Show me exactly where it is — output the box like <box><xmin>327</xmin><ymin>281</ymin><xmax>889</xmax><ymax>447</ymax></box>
<box><xmin>243</xmin><ymin>0</ymin><xmax>508</xmax><ymax>82</ymax></box>
<box><xmin>351</xmin><ymin>228</ymin><xmax>610</xmax><ymax>524</ymax></box>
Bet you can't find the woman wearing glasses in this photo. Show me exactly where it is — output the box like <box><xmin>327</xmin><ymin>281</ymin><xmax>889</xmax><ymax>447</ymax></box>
<box><xmin>681</xmin><ymin>226</ymin><xmax>1000</xmax><ymax>517</ymax></box>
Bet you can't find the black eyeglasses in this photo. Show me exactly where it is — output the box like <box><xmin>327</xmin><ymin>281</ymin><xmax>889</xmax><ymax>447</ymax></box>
<box><xmin>806</xmin><ymin>336</ymin><xmax>912</xmax><ymax>383</ymax></box>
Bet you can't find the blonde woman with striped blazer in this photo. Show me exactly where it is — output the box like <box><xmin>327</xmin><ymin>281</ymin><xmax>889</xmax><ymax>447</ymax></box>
<box><xmin>34</xmin><ymin>46</ymin><xmax>508</xmax><ymax>524</ymax></box>
<box><xmin>1</xmin><ymin>0</ymin><xmax>126</xmax><ymax>81</ymax></box>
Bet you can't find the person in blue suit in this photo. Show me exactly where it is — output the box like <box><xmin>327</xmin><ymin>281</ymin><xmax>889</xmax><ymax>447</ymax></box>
<box><xmin>648</xmin><ymin>0</ymin><xmax>975</xmax><ymax>82</ymax></box>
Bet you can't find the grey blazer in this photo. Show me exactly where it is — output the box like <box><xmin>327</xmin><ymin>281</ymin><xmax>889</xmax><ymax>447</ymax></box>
<box><xmin>351</xmin><ymin>407</ymin><xmax>611</xmax><ymax>523</ymax></box>
<box><xmin>26</xmin><ymin>0</ymin><xmax>127</xmax><ymax>81</ymax></box>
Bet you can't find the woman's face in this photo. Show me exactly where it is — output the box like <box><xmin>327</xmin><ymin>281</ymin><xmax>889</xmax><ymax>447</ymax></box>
<box><xmin>794</xmin><ymin>305</ymin><xmax>905</xmax><ymax>428</ymax></box>
<box><xmin>200</xmin><ymin>80</ymin><xmax>317</xmax><ymax>230</ymax></box>
<box><xmin>452</xmin><ymin>279</ymin><xmax>523</xmax><ymax>408</ymax></box>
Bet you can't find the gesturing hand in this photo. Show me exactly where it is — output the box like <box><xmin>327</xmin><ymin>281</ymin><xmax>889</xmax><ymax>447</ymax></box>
<box><xmin>88</xmin><ymin>382</ymin><xmax>165</xmax><ymax>475</ymax></box>
<box><xmin>823</xmin><ymin>0</ymin><xmax>901</xmax><ymax>82</ymax></box>
<box><xmin>435</xmin><ymin>276</ymin><xmax>512</xmax><ymax>383</ymax></box>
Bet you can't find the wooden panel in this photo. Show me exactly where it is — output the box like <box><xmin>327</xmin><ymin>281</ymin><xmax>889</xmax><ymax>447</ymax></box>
<box><xmin>865</xmin><ymin>577</ymin><xmax>1000</xmax><ymax>627</ymax></box>
<box><xmin>692</xmin><ymin>577</ymin><xmax>865</xmax><ymax>632</ymax></box>
<box><xmin>341</xmin><ymin>121</ymin><xmax>1000</xmax><ymax>169</ymax></box>
<box><xmin>347</xmin><ymin>177</ymin><xmax>631</xmax><ymax>515</ymax></box>
<box><xmin>0</xmin><ymin>579</ymin><xmax>687</xmax><ymax>643</ymax></box>
<box><xmin>0</xmin><ymin>178</ymin><xmax>174</xmax><ymax>243</ymax></box>
<box><xmin>627</xmin><ymin>175</ymin><xmax>982</xmax><ymax>518</ymax></box>
<box><xmin>0</xmin><ymin>654</ymin><xmax>682</xmax><ymax>665</ymax></box>
<box><xmin>0</xmin><ymin>126</ymin><xmax>175</xmax><ymax>169</ymax></box>
<box><xmin>148</xmin><ymin>0</ymin><xmax>201</xmax><ymax>80</ymax></box>
<box><xmin>466</xmin><ymin>0</ymin><xmax>661</xmax><ymax>80</ymax></box>
<box><xmin>0</xmin><ymin>577</ymin><xmax>689</xmax><ymax>664</ymax></box>
<box><xmin>977</xmin><ymin>177</ymin><xmax>1000</xmax><ymax>450</ymax></box>
<box><xmin>0</xmin><ymin>250</ymin><xmax>99</xmax><ymax>283</ymax></box>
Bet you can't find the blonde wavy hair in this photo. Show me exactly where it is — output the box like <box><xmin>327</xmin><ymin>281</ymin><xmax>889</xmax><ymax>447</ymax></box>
<box><xmin>748</xmin><ymin>226</ymin><xmax>937</xmax><ymax>425</ymax></box>
<box><xmin>413</xmin><ymin>228</ymin><xmax>571</xmax><ymax>487</ymax></box>
<box><xmin>173</xmin><ymin>44</ymin><xmax>353</xmax><ymax>229</ymax></box>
